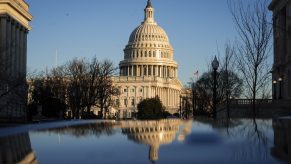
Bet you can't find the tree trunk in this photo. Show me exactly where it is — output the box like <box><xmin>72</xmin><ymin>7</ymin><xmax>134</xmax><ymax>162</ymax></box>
<box><xmin>87</xmin><ymin>105</ymin><xmax>91</xmax><ymax>115</ymax></box>
<box><xmin>100</xmin><ymin>102</ymin><xmax>104</xmax><ymax>119</ymax></box>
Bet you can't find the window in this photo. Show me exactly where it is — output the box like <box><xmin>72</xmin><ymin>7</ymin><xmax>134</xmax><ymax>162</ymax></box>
<box><xmin>144</xmin><ymin>67</ymin><xmax>147</xmax><ymax>75</ymax></box>
<box><xmin>124</xmin><ymin>99</ymin><xmax>127</xmax><ymax>106</ymax></box>
<box><xmin>140</xmin><ymin>89</ymin><xmax>143</xmax><ymax>92</ymax></box>
<box><xmin>124</xmin><ymin>89</ymin><xmax>127</xmax><ymax>92</ymax></box>
<box><xmin>131</xmin><ymin>89</ymin><xmax>135</xmax><ymax>92</ymax></box>
<box><xmin>131</xmin><ymin>99</ymin><xmax>135</xmax><ymax>106</ymax></box>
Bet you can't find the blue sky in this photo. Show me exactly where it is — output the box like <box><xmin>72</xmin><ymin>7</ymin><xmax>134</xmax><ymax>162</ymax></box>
<box><xmin>25</xmin><ymin>0</ymin><xmax>271</xmax><ymax>84</ymax></box>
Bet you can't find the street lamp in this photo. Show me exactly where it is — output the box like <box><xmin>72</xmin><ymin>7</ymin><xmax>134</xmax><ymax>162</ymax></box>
<box><xmin>212</xmin><ymin>56</ymin><xmax>219</xmax><ymax>119</ymax></box>
<box><xmin>273</xmin><ymin>80</ymin><xmax>277</xmax><ymax>100</ymax></box>
<box><xmin>278</xmin><ymin>77</ymin><xmax>283</xmax><ymax>99</ymax></box>
<box><xmin>192</xmin><ymin>83</ymin><xmax>196</xmax><ymax>116</ymax></box>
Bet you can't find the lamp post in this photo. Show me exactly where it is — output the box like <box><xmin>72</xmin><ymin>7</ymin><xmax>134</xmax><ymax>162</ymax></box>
<box><xmin>273</xmin><ymin>80</ymin><xmax>277</xmax><ymax>100</ymax></box>
<box><xmin>192</xmin><ymin>83</ymin><xmax>195</xmax><ymax>117</ymax></box>
<box><xmin>278</xmin><ymin>77</ymin><xmax>282</xmax><ymax>99</ymax></box>
<box><xmin>212</xmin><ymin>56</ymin><xmax>219</xmax><ymax>119</ymax></box>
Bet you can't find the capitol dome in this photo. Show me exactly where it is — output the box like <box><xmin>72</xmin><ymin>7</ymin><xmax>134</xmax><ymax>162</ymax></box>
<box><xmin>128</xmin><ymin>23</ymin><xmax>169</xmax><ymax>44</ymax></box>
<box><xmin>112</xmin><ymin>0</ymin><xmax>182</xmax><ymax>118</ymax></box>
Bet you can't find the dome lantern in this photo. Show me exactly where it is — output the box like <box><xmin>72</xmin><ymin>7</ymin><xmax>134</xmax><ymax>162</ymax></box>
<box><xmin>144</xmin><ymin>0</ymin><xmax>155</xmax><ymax>24</ymax></box>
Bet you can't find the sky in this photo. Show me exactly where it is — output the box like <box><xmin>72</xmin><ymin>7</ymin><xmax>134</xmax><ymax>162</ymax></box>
<box><xmin>25</xmin><ymin>0</ymin><xmax>271</xmax><ymax>85</ymax></box>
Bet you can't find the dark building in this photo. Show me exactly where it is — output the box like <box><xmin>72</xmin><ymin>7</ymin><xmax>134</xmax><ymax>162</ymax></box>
<box><xmin>269</xmin><ymin>0</ymin><xmax>291</xmax><ymax>100</ymax></box>
<box><xmin>0</xmin><ymin>0</ymin><xmax>32</xmax><ymax>121</ymax></box>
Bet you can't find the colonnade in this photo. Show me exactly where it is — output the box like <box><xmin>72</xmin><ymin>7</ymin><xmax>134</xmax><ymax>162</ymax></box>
<box><xmin>118</xmin><ymin>86</ymin><xmax>180</xmax><ymax>108</ymax></box>
<box><xmin>120</xmin><ymin>65</ymin><xmax>178</xmax><ymax>78</ymax></box>
<box><xmin>0</xmin><ymin>15</ymin><xmax>28</xmax><ymax>79</ymax></box>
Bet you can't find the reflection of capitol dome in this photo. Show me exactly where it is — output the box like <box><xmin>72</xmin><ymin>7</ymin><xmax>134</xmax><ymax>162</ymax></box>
<box><xmin>121</xmin><ymin>119</ymin><xmax>181</xmax><ymax>162</ymax></box>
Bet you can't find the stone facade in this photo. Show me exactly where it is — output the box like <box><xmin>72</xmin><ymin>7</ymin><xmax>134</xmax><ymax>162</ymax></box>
<box><xmin>0</xmin><ymin>0</ymin><xmax>32</xmax><ymax>121</ymax></box>
<box><xmin>269</xmin><ymin>0</ymin><xmax>291</xmax><ymax>100</ymax></box>
<box><xmin>112</xmin><ymin>0</ymin><xmax>182</xmax><ymax>118</ymax></box>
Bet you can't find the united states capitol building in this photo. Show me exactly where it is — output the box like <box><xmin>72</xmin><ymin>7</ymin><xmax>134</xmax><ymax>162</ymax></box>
<box><xmin>111</xmin><ymin>0</ymin><xmax>182</xmax><ymax>118</ymax></box>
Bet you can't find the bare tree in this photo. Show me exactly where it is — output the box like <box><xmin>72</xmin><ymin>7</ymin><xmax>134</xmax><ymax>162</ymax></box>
<box><xmin>27</xmin><ymin>57</ymin><xmax>118</xmax><ymax>119</ymax></box>
<box><xmin>65</xmin><ymin>58</ymin><xmax>88</xmax><ymax>119</ymax></box>
<box><xmin>220</xmin><ymin>42</ymin><xmax>239</xmax><ymax>118</ymax></box>
<box><xmin>83</xmin><ymin>57</ymin><xmax>101</xmax><ymax>116</ymax></box>
<box><xmin>194</xmin><ymin>70</ymin><xmax>243</xmax><ymax>115</ymax></box>
<box><xmin>97</xmin><ymin>60</ymin><xmax>117</xmax><ymax>119</ymax></box>
<box><xmin>228</xmin><ymin>0</ymin><xmax>272</xmax><ymax>117</ymax></box>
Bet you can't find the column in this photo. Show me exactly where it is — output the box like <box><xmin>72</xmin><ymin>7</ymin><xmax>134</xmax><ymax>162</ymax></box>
<box><xmin>15</xmin><ymin>23</ymin><xmax>20</xmax><ymax>78</ymax></box>
<box><xmin>19</xmin><ymin>26</ymin><xmax>24</xmax><ymax>78</ymax></box>
<box><xmin>174</xmin><ymin>90</ymin><xmax>176</xmax><ymax>106</ymax></box>
<box><xmin>23</xmin><ymin>29</ymin><xmax>28</xmax><ymax>76</ymax></box>
<box><xmin>6</xmin><ymin>17</ymin><xmax>12</xmax><ymax>76</ymax></box>
<box><xmin>169</xmin><ymin>89</ymin><xmax>172</xmax><ymax>106</ymax></box>
<box><xmin>155</xmin><ymin>65</ymin><xmax>158</xmax><ymax>77</ymax></box>
<box><xmin>140</xmin><ymin>65</ymin><xmax>143</xmax><ymax>76</ymax></box>
<box><xmin>141</xmin><ymin>65</ymin><xmax>144</xmax><ymax>76</ymax></box>
<box><xmin>168</xmin><ymin>89</ymin><xmax>170</xmax><ymax>106</ymax></box>
<box><xmin>0</xmin><ymin>16</ymin><xmax>7</xmax><ymax>75</ymax></box>
<box><xmin>165</xmin><ymin>66</ymin><xmax>167</xmax><ymax>77</ymax></box>
<box><xmin>11</xmin><ymin>20</ymin><xmax>16</xmax><ymax>78</ymax></box>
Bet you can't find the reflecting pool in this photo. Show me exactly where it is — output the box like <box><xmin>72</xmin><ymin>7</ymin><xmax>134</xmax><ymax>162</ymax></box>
<box><xmin>0</xmin><ymin>118</ymin><xmax>287</xmax><ymax>164</ymax></box>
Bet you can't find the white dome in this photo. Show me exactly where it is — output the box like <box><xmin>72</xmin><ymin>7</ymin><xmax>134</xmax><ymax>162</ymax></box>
<box><xmin>129</xmin><ymin>23</ymin><xmax>169</xmax><ymax>43</ymax></box>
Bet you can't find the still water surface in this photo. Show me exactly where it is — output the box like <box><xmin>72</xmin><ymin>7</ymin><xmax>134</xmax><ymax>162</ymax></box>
<box><xmin>0</xmin><ymin>119</ymin><xmax>285</xmax><ymax>164</ymax></box>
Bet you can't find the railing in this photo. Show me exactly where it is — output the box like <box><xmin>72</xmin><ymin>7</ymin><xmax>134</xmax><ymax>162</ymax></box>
<box><xmin>218</xmin><ymin>99</ymin><xmax>291</xmax><ymax>111</ymax></box>
<box><xmin>230</xmin><ymin>99</ymin><xmax>273</xmax><ymax>105</ymax></box>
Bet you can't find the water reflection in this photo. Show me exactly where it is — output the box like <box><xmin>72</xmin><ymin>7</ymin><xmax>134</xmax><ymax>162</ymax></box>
<box><xmin>120</xmin><ymin>119</ymin><xmax>181</xmax><ymax>163</ymax></box>
<box><xmin>196</xmin><ymin>118</ymin><xmax>276</xmax><ymax>162</ymax></box>
<box><xmin>37</xmin><ymin>122</ymin><xmax>116</xmax><ymax>138</ymax></box>
<box><xmin>0</xmin><ymin>118</ymin><xmax>286</xmax><ymax>163</ymax></box>
<box><xmin>272</xmin><ymin>117</ymin><xmax>291</xmax><ymax>162</ymax></box>
<box><xmin>0</xmin><ymin>133</ymin><xmax>37</xmax><ymax>164</ymax></box>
